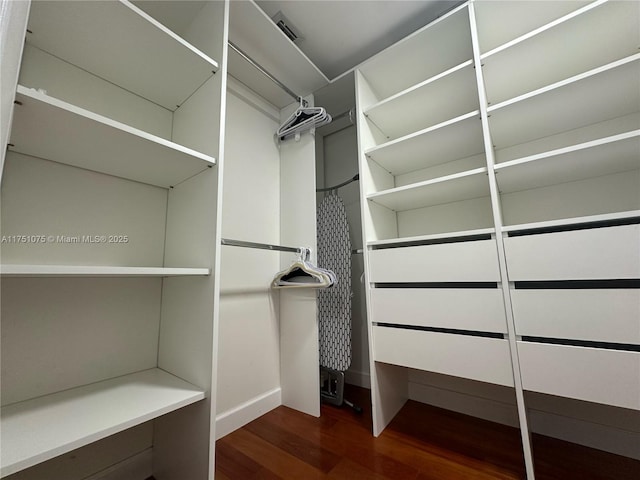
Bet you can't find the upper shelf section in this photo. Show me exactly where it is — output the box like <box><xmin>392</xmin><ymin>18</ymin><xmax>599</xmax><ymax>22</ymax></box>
<box><xmin>9</xmin><ymin>86</ymin><xmax>216</xmax><ymax>188</ymax></box>
<box><xmin>481</xmin><ymin>0</ymin><xmax>640</xmax><ymax>105</ymax></box>
<box><xmin>26</xmin><ymin>0</ymin><xmax>219</xmax><ymax>111</ymax></box>
<box><xmin>488</xmin><ymin>55</ymin><xmax>640</xmax><ymax>150</ymax></box>
<box><xmin>358</xmin><ymin>4</ymin><xmax>472</xmax><ymax>103</ymax></box>
<box><xmin>228</xmin><ymin>0</ymin><xmax>329</xmax><ymax>108</ymax></box>
<box><xmin>364</xmin><ymin>61</ymin><xmax>478</xmax><ymax>141</ymax></box>
<box><xmin>474</xmin><ymin>0</ymin><xmax>591</xmax><ymax>55</ymax></box>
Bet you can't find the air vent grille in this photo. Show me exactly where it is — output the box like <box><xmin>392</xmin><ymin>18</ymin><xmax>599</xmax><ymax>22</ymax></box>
<box><xmin>271</xmin><ymin>11</ymin><xmax>302</xmax><ymax>43</ymax></box>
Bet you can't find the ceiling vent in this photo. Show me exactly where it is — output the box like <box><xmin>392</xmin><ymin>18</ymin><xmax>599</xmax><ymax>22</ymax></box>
<box><xmin>272</xmin><ymin>11</ymin><xmax>302</xmax><ymax>43</ymax></box>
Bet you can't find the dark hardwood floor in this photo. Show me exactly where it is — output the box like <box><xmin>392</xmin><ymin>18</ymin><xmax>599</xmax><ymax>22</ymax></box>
<box><xmin>215</xmin><ymin>385</ymin><xmax>639</xmax><ymax>479</ymax></box>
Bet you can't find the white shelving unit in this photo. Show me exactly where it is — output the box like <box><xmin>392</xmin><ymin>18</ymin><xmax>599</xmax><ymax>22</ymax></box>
<box><xmin>357</xmin><ymin>4</ymin><xmax>491</xmax><ymax>243</ymax></box>
<box><xmin>10</xmin><ymin>86</ymin><xmax>216</xmax><ymax>188</ymax></box>
<box><xmin>1</xmin><ymin>369</ymin><xmax>205</xmax><ymax>477</ymax></box>
<box><xmin>356</xmin><ymin>1</ymin><xmax>640</xmax><ymax>478</ymax></box>
<box><xmin>1</xmin><ymin>1</ymin><xmax>227</xmax><ymax>478</ymax></box>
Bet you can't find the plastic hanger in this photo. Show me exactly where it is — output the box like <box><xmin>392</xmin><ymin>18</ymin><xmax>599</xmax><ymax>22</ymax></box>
<box><xmin>276</xmin><ymin>98</ymin><xmax>332</xmax><ymax>142</ymax></box>
<box><xmin>272</xmin><ymin>248</ymin><xmax>336</xmax><ymax>289</ymax></box>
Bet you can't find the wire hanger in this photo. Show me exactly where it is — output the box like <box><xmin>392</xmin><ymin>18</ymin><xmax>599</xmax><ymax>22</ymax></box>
<box><xmin>276</xmin><ymin>98</ymin><xmax>332</xmax><ymax>142</ymax></box>
<box><xmin>272</xmin><ymin>247</ymin><xmax>336</xmax><ymax>289</ymax></box>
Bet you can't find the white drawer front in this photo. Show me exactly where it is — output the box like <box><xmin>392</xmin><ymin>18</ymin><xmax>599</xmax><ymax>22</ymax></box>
<box><xmin>518</xmin><ymin>342</ymin><xmax>640</xmax><ymax>410</ymax></box>
<box><xmin>512</xmin><ymin>289</ymin><xmax>640</xmax><ymax>344</ymax></box>
<box><xmin>504</xmin><ymin>224</ymin><xmax>640</xmax><ymax>281</ymax></box>
<box><xmin>370</xmin><ymin>288</ymin><xmax>507</xmax><ymax>333</ymax></box>
<box><xmin>373</xmin><ymin>326</ymin><xmax>514</xmax><ymax>387</ymax></box>
<box><xmin>369</xmin><ymin>240</ymin><xmax>500</xmax><ymax>283</ymax></box>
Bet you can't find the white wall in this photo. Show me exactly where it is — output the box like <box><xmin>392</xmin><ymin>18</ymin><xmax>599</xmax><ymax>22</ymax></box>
<box><xmin>216</xmin><ymin>79</ymin><xmax>283</xmax><ymax>429</ymax></box>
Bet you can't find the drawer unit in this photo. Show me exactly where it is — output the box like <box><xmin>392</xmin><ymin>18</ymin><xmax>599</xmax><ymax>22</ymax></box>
<box><xmin>503</xmin><ymin>224</ymin><xmax>640</xmax><ymax>281</ymax></box>
<box><xmin>518</xmin><ymin>341</ymin><xmax>640</xmax><ymax>410</ymax></box>
<box><xmin>368</xmin><ymin>239</ymin><xmax>501</xmax><ymax>283</ymax></box>
<box><xmin>370</xmin><ymin>288</ymin><xmax>507</xmax><ymax>333</ymax></box>
<box><xmin>373</xmin><ymin>325</ymin><xmax>514</xmax><ymax>387</ymax></box>
<box><xmin>512</xmin><ymin>289</ymin><xmax>640</xmax><ymax>344</ymax></box>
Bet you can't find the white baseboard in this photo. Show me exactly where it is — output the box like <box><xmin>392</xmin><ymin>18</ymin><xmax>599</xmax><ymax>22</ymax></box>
<box><xmin>408</xmin><ymin>380</ymin><xmax>640</xmax><ymax>460</ymax></box>
<box><xmin>215</xmin><ymin>387</ymin><xmax>282</xmax><ymax>440</ymax></box>
<box><xmin>87</xmin><ymin>449</ymin><xmax>152</xmax><ymax>480</ymax></box>
<box><xmin>345</xmin><ymin>369</ymin><xmax>371</xmax><ymax>389</ymax></box>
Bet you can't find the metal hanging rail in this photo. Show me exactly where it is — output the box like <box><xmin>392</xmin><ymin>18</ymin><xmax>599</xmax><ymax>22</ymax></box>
<box><xmin>316</xmin><ymin>174</ymin><xmax>360</xmax><ymax>192</ymax></box>
<box><xmin>228</xmin><ymin>41</ymin><xmax>305</xmax><ymax>105</ymax></box>
<box><xmin>221</xmin><ymin>238</ymin><xmax>303</xmax><ymax>254</ymax></box>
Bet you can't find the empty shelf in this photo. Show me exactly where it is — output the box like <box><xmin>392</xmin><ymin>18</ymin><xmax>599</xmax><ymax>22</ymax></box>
<box><xmin>0</xmin><ymin>368</ymin><xmax>205</xmax><ymax>477</ymax></box>
<box><xmin>488</xmin><ymin>55</ymin><xmax>640</xmax><ymax>150</ymax></box>
<box><xmin>482</xmin><ymin>0</ymin><xmax>638</xmax><ymax>105</ymax></box>
<box><xmin>364</xmin><ymin>61</ymin><xmax>478</xmax><ymax>139</ymax></box>
<box><xmin>9</xmin><ymin>87</ymin><xmax>216</xmax><ymax>188</ymax></box>
<box><xmin>367</xmin><ymin>168</ymin><xmax>490</xmax><ymax>212</ymax></box>
<box><xmin>367</xmin><ymin>227</ymin><xmax>496</xmax><ymax>248</ymax></box>
<box><xmin>495</xmin><ymin>131</ymin><xmax>640</xmax><ymax>193</ymax></box>
<box><xmin>365</xmin><ymin>111</ymin><xmax>484</xmax><ymax>176</ymax></box>
<box><xmin>0</xmin><ymin>265</ymin><xmax>210</xmax><ymax>277</ymax></box>
<box><xmin>26</xmin><ymin>0</ymin><xmax>218</xmax><ymax>110</ymax></box>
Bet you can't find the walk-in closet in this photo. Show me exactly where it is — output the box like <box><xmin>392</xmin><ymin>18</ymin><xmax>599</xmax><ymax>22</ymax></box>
<box><xmin>1</xmin><ymin>1</ymin><xmax>638</xmax><ymax>479</ymax></box>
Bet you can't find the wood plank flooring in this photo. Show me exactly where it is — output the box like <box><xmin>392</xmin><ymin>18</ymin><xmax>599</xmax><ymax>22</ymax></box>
<box><xmin>215</xmin><ymin>385</ymin><xmax>639</xmax><ymax>479</ymax></box>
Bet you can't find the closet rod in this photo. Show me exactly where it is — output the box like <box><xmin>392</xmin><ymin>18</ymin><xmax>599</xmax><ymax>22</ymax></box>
<box><xmin>316</xmin><ymin>174</ymin><xmax>360</xmax><ymax>192</ymax></box>
<box><xmin>228</xmin><ymin>41</ymin><xmax>305</xmax><ymax>105</ymax></box>
<box><xmin>332</xmin><ymin>108</ymin><xmax>354</xmax><ymax>123</ymax></box>
<box><xmin>221</xmin><ymin>238</ymin><xmax>302</xmax><ymax>254</ymax></box>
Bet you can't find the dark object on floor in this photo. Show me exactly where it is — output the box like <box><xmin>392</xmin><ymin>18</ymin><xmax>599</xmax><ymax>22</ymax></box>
<box><xmin>320</xmin><ymin>366</ymin><xmax>362</xmax><ymax>414</ymax></box>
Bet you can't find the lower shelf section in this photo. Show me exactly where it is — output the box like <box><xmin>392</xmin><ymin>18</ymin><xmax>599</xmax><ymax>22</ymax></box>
<box><xmin>0</xmin><ymin>368</ymin><xmax>205</xmax><ymax>477</ymax></box>
<box><xmin>518</xmin><ymin>341</ymin><xmax>640</xmax><ymax>411</ymax></box>
<box><xmin>372</xmin><ymin>325</ymin><xmax>514</xmax><ymax>387</ymax></box>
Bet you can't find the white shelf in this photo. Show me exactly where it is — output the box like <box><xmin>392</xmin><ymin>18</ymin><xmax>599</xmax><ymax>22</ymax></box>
<box><xmin>367</xmin><ymin>168</ymin><xmax>490</xmax><ymax>212</ymax></box>
<box><xmin>359</xmin><ymin>4</ymin><xmax>472</xmax><ymax>99</ymax></box>
<box><xmin>0</xmin><ymin>265</ymin><xmax>210</xmax><ymax>277</ymax></box>
<box><xmin>488</xmin><ymin>55</ymin><xmax>640</xmax><ymax>150</ymax></box>
<box><xmin>364</xmin><ymin>61</ymin><xmax>478</xmax><ymax>140</ymax></box>
<box><xmin>26</xmin><ymin>0</ymin><xmax>218</xmax><ymax>111</ymax></box>
<box><xmin>9</xmin><ymin>86</ymin><xmax>216</xmax><ymax>188</ymax></box>
<box><xmin>495</xmin><ymin>131</ymin><xmax>640</xmax><ymax>194</ymax></box>
<box><xmin>502</xmin><ymin>211</ymin><xmax>640</xmax><ymax>234</ymax></box>
<box><xmin>367</xmin><ymin>227</ymin><xmax>496</xmax><ymax>248</ymax></box>
<box><xmin>482</xmin><ymin>0</ymin><xmax>639</xmax><ymax>105</ymax></box>
<box><xmin>365</xmin><ymin>111</ymin><xmax>484</xmax><ymax>176</ymax></box>
<box><xmin>0</xmin><ymin>368</ymin><xmax>205</xmax><ymax>477</ymax></box>
<box><xmin>474</xmin><ymin>0</ymin><xmax>591</xmax><ymax>54</ymax></box>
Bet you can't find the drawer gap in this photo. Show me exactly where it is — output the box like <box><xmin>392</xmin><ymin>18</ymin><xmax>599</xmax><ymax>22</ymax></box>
<box><xmin>507</xmin><ymin>217</ymin><xmax>640</xmax><ymax>237</ymax></box>
<box><xmin>374</xmin><ymin>282</ymin><xmax>499</xmax><ymax>288</ymax></box>
<box><xmin>375</xmin><ymin>322</ymin><xmax>504</xmax><ymax>339</ymax></box>
<box><xmin>515</xmin><ymin>279</ymin><xmax>640</xmax><ymax>289</ymax></box>
<box><xmin>522</xmin><ymin>336</ymin><xmax>640</xmax><ymax>352</ymax></box>
<box><xmin>371</xmin><ymin>233</ymin><xmax>492</xmax><ymax>249</ymax></box>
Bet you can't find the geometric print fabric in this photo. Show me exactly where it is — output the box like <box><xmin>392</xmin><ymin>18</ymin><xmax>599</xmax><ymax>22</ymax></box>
<box><xmin>317</xmin><ymin>192</ymin><xmax>352</xmax><ymax>371</ymax></box>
